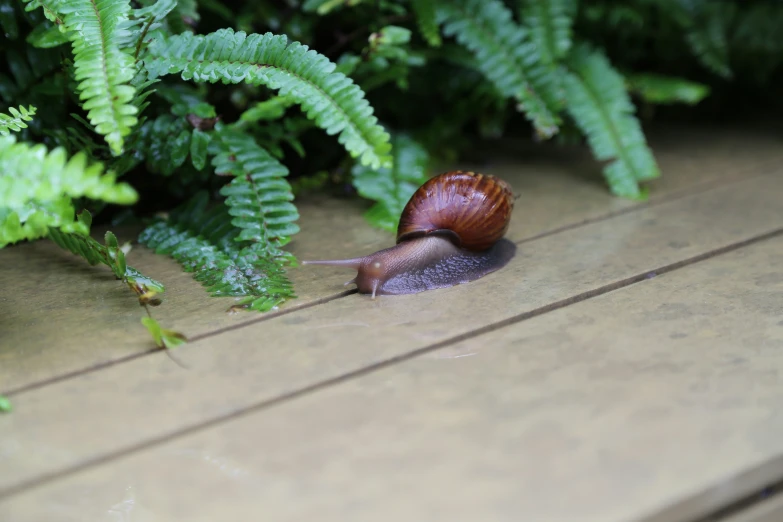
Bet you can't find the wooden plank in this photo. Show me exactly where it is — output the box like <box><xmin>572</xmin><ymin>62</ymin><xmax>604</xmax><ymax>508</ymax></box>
<box><xmin>1</xmin><ymin>167</ymin><xmax>782</xmax><ymax>496</ymax></box>
<box><xmin>0</xmin><ymin>128</ymin><xmax>779</xmax><ymax>394</ymax></box>
<box><xmin>2</xmin><ymin>207</ymin><xmax>782</xmax><ymax>522</ymax></box>
<box><xmin>716</xmin><ymin>491</ymin><xmax>783</xmax><ymax>522</ymax></box>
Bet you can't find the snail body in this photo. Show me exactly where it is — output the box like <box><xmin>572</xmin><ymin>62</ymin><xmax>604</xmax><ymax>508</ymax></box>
<box><xmin>302</xmin><ymin>171</ymin><xmax>516</xmax><ymax>298</ymax></box>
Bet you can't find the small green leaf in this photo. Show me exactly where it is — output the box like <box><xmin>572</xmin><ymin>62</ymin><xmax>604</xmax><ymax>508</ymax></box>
<box><xmin>141</xmin><ymin>317</ymin><xmax>188</xmax><ymax>349</ymax></box>
<box><xmin>625</xmin><ymin>73</ymin><xmax>710</xmax><ymax>105</ymax></box>
<box><xmin>190</xmin><ymin>129</ymin><xmax>211</xmax><ymax>171</ymax></box>
<box><xmin>239</xmin><ymin>96</ymin><xmax>295</xmax><ymax>123</ymax></box>
<box><xmin>26</xmin><ymin>23</ymin><xmax>69</xmax><ymax>49</ymax></box>
<box><xmin>0</xmin><ymin>395</ymin><xmax>11</xmax><ymax>412</ymax></box>
<box><xmin>375</xmin><ymin>25</ymin><xmax>411</xmax><ymax>46</ymax></box>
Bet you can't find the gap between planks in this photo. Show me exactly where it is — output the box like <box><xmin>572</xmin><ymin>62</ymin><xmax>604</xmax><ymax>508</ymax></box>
<box><xmin>2</xmin><ymin>224</ymin><xmax>782</xmax><ymax>501</ymax></box>
<box><xmin>3</xmin><ymin>158</ymin><xmax>779</xmax><ymax>398</ymax></box>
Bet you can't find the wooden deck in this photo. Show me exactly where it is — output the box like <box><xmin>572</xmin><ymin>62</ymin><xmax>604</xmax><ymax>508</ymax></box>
<box><xmin>1</xmin><ymin>124</ymin><xmax>782</xmax><ymax>522</ymax></box>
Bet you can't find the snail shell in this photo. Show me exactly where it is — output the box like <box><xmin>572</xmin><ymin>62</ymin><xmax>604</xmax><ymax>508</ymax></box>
<box><xmin>302</xmin><ymin>170</ymin><xmax>516</xmax><ymax>297</ymax></box>
<box><xmin>396</xmin><ymin>170</ymin><xmax>514</xmax><ymax>250</ymax></box>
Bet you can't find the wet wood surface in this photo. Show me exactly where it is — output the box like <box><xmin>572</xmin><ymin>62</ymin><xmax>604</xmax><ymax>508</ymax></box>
<box><xmin>1</xmin><ymin>125</ymin><xmax>782</xmax><ymax>522</ymax></box>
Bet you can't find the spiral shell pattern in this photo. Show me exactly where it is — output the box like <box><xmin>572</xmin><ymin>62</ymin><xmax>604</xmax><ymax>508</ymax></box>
<box><xmin>396</xmin><ymin>170</ymin><xmax>514</xmax><ymax>251</ymax></box>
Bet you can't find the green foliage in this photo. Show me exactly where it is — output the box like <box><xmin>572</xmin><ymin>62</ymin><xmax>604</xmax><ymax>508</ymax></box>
<box><xmin>23</xmin><ymin>0</ymin><xmax>140</xmax><ymax>155</ymax></box>
<box><xmin>679</xmin><ymin>1</ymin><xmax>736</xmax><ymax>79</ymax></box>
<box><xmin>411</xmin><ymin>0</ymin><xmax>441</xmax><ymax>47</ymax></box>
<box><xmin>302</xmin><ymin>0</ymin><xmax>369</xmax><ymax>16</ymax></box>
<box><xmin>142</xmin><ymin>27</ymin><xmax>393</xmax><ymax>169</ymax></box>
<box><xmin>352</xmin><ymin>132</ymin><xmax>430</xmax><ymax>231</ymax></box>
<box><xmin>142</xmin><ymin>316</ymin><xmax>187</xmax><ymax>349</ymax></box>
<box><xmin>0</xmin><ymin>395</ymin><xmax>11</xmax><ymax>413</ymax></box>
<box><xmin>0</xmin><ymin>105</ymin><xmax>36</xmax><ymax>135</ymax></box>
<box><xmin>139</xmin><ymin>192</ymin><xmax>297</xmax><ymax>312</ymax></box>
<box><xmin>26</xmin><ymin>22</ymin><xmax>70</xmax><ymax>49</ymax></box>
<box><xmin>0</xmin><ymin>135</ymin><xmax>137</xmax><ymax>247</ymax></box>
<box><xmin>436</xmin><ymin>0</ymin><xmax>563</xmax><ymax>139</ymax></box>
<box><xmin>518</xmin><ymin>0</ymin><xmax>576</xmax><ymax>64</ymax></box>
<box><xmin>211</xmin><ymin>124</ymin><xmax>300</xmax><ymax>245</ymax></box>
<box><xmin>563</xmin><ymin>44</ymin><xmax>660</xmax><ymax>198</ymax></box>
<box><xmin>2</xmin><ymin>0</ymin><xmax>781</xmax><ymax>325</ymax></box>
<box><xmin>47</xmin><ymin>210</ymin><xmax>165</xmax><ymax>300</ymax></box>
<box><xmin>625</xmin><ymin>73</ymin><xmax>710</xmax><ymax>105</ymax></box>
<box><xmin>47</xmin><ymin>209</ymin><xmax>183</xmax><ymax>347</ymax></box>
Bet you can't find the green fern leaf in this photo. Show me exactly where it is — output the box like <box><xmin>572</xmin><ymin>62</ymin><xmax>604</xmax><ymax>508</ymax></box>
<box><xmin>411</xmin><ymin>0</ymin><xmax>441</xmax><ymax>47</ymax></box>
<box><xmin>518</xmin><ymin>0</ymin><xmax>576</xmax><ymax>63</ymax></box>
<box><xmin>210</xmin><ymin>126</ymin><xmax>300</xmax><ymax>245</ymax></box>
<box><xmin>239</xmin><ymin>96</ymin><xmax>295</xmax><ymax>124</ymax></box>
<box><xmin>437</xmin><ymin>0</ymin><xmax>562</xmax><ymax>139</ymax></box>
<box><xmin>26</xmin><ymin>22</ymin><xmax>70</xmax><ymax>48</ymax></box>
<box><xmin>142</xmin><ymin>28</ymin><xmax>392</xmax><ymax>169</ymax></box>
<box><xmin>351</xmin><ymin>132</ymin><xmax>430</xmax><ymax>232</ymax></box>
<box><xmin>47</xmin><ymin>211</ymin><xmax>165</xmax><ymax>297</ymax></box>
<box><xmin>138</xmin><ymin>192</ymin><xmax>297</xmax><ymax>312</ymax></box>
<box><xmin>0</xmin><ymin>105</ymin><xmax>36</xmax><ymax>135</ymax></box>
<box><xmin>625</xmin><ymin>73</ymin><xmax>710</xmax><ymax>105</ymax></box>
<box><xmin>141</xmin><ymin>316</ymin><xmax>187</xmax><ymax>348</ymax></box>
<box><xmin>563</xmin><ymin>44</ymin><xmax>660</xmax><ymax>199</ymax></box>
<box><xmin>0</xmin><ymin>135</ymin><xmax>138</xmax><ymax>247</ymax></box>
<box><xmin>24</xmin><ymin>0</ymin><xmax>140</xmax><ymax>155</ymax></box>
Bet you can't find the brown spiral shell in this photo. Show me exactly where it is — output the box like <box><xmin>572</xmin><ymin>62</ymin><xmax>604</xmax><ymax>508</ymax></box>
<box><xmin>396</xmin><ymin>170</ymin><xmax>514</xmax><ymax>251</ymax></box>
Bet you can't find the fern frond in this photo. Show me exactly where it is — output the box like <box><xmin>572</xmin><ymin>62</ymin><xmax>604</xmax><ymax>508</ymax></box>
<box><xmin>0</xmin><ymin>105</ymin><xmax>37</xmax><ymax>136</ymax></box>
<box><xmin>678</xmin><ymin>1</ymin><xmax>736</xmax><ymax>79</ymax></box>
<box><xmin>410</xmin><ymin>0</ymin><xmax>441</xmax><ymax>47</ymax></box>
<box><xmin>518</xmin><ymin>0</ymin><xmax>575</xmax><ymax>64</ymax></box>
<box><xmin>563</xmin><ymin>44</ymin><xmax>660</xmax><ymax>199</ymax></box>
<box><xmin>138</xmin><ymin>192</ymin><xmax>297</xmax><ymax>312</ymax></box>
<box><xmin>0</xmin><ymin>135</ymin><xmax>138</xmax><ymax>247</ymax></box>
<box><xmin>437</xmin><ymin>0</ymin><xmax>562</xmax><ymax>139</ymax></box>
<box><xmin>24</xmin><ymin>0</ymin><xmax>140</xmax><ymax>155</ymax></box>
<box><xmin>351</xmin><ymin>132</ymin><xmax>430</xmax><ymax>231</ymax></box>
<box><xmin>142</xmin><ymin>28</ymin><xmax>392</xmax><ymax>168</ymax></box>
<box><xmin>47</xmin><ymin>210</ymin><xmax>165</xmax><ymax>302</ymax></box>
<box><xmin>210</xmin><ymin>126</ymin><xmax>300</xmax><ymax>245</ymax></box>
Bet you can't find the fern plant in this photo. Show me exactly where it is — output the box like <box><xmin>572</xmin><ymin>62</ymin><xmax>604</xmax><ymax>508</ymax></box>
<box><xmin>0</xmin><ymin>134</ymin><xmax>137</xmax><ymax>247</ymax></box>
<box><xmin>1</xmin><ymin>0</ymin><xmax>779</xmax><ymax>347</ymax></box>
<box><xmin>142</xmin><ymin>27</ymin><xmax>393</xmax><ymax>169</ymax></box>
<box><xmin>22</xmin><ymin>0</ymin><xmax>140</xmax><ymax>155</ymax></box>
<box><xmin>138</xmin><ymin>191</ymin><xmax>297</xmax><ymax>312</ymax></box>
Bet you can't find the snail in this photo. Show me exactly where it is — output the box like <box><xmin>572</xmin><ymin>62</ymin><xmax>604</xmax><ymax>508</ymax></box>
<box><xmin>302</xmin><ymin>170</ymin><xmax>517</xmax><ymax>298</ymax></box>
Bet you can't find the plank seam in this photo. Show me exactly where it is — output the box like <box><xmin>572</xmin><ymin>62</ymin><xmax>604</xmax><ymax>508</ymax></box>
<box><xmin>2</xmin><ymin>226</ymin><xmax>781</xmax><ymax>501</ymax></box>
